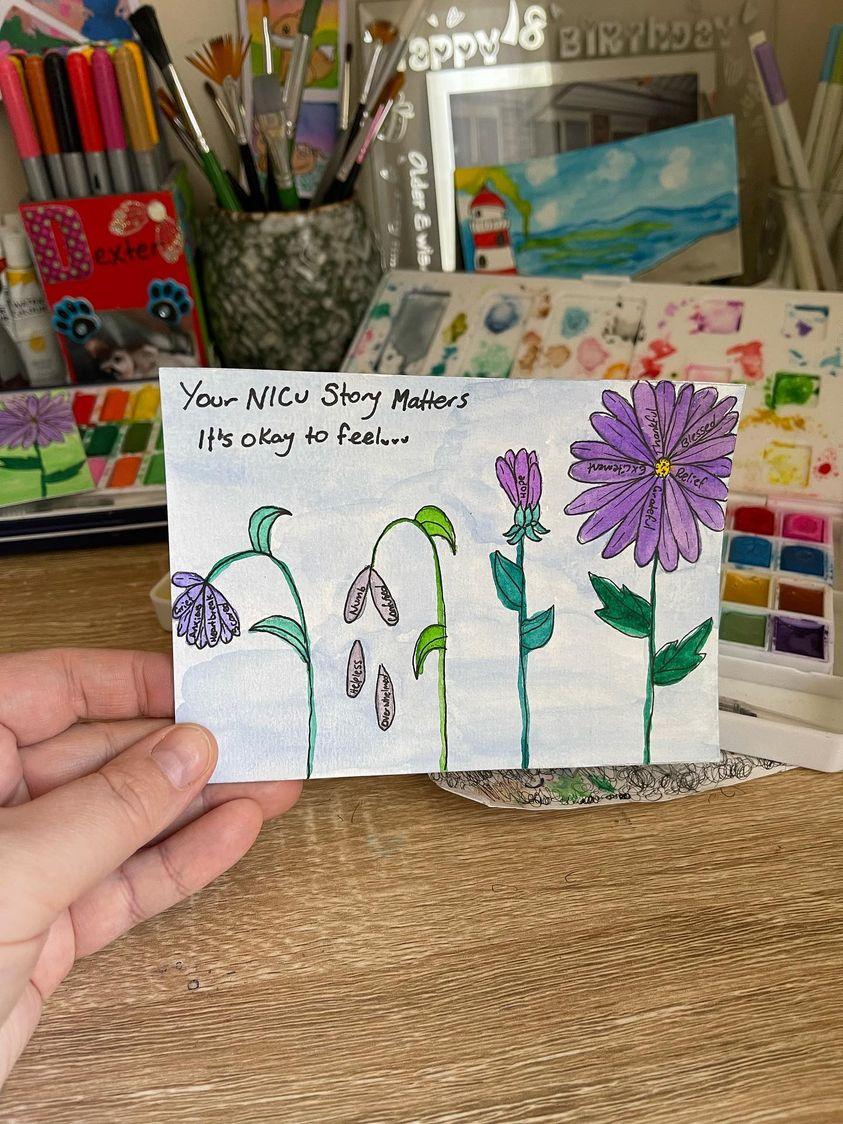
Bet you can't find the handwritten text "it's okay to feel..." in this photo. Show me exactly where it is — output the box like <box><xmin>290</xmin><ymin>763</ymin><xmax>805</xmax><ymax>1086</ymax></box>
<box><xmin>179</xmin><ymin>377</ymin><xmax>473</xmax><ymax>459</ymax></box>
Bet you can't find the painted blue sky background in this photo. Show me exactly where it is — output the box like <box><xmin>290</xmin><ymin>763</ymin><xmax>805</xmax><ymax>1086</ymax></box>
<box><xmin>500</xmin><ymin>116</ymin><xmax>738</xmax><ymax>232</ymax></box>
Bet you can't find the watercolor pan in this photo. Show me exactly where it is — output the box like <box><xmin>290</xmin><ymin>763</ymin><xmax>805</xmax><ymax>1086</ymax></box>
<box><xmin>73</xmin><ymin>382</ymin><xmax>164</xmax><ymax>492</ymax></box>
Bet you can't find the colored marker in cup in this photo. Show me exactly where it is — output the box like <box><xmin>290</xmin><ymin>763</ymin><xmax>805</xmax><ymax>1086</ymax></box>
<box><xmin>44</xmin><ymin>50</ymin><xmax>91</xmax><ymax>198</ymax></box>
<box><xmin>66</xmin><ymin>50</ymin><xmax>113</xmax><ymax>195</ymax></box>
<box><xmin>114</xmin><ymin>46</ymin><xmax>159</xmax><ymax>192</ymax></box>
<box><xmin>23</xmin><ymin>55</ymin><xmax>70</xmax><ymax>198</ymax></box>
<box><xmin>91</xmin><ymin>48</ymin><xmax>135</xmax><ymax>194</ymax></box>
<box><xmin>0</xmin><ymin>56</ymin><xmax>53</xmax><ymax>201</ymax></box>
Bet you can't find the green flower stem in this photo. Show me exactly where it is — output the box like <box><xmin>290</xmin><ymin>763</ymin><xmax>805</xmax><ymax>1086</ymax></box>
<box><xmin>516</xmin><ymin>538</ymin><xmax>530</xmax><ymax>770</ymax></box>
<box><xmin>34</xmin><ymin>443</ymin><xmax>46</xmax><ymax>499</ymax></box>
<box><xmin>208</xmin><ymin>547</ymin><xmax>317</xmax><ymax>779</ymax></box>
<box><xmin>371</xmin><ymin>517</ymin><xmax>449</xmax><ymax>772</ymax></box>
<box><xmin>642</xmin><ymin>557</ymin><xmax>658</xmax><ymax>766</ymax></box>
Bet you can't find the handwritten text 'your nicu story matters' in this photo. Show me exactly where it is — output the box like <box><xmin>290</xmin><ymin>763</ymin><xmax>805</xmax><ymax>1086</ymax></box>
<box><xmin>179</xmin><ymin>378</ymin><xmax>472</xmax><ymax>458</ymax></box>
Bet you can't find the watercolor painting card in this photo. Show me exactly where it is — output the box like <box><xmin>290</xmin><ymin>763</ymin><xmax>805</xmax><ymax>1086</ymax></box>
<box><xmin>161</xmin><ymin>368</ymin><xmax>743</xmax><ymax>782</ymax></box>
<box><xmin>630</xmin><ymin>284</ymin><xmax>843</xmax><ymax>503</ymax></box>
<box><xmin>455</xmin><ymin>117</ymin><xmax>742</xmax><ymax>284</ymax></box>
<box><xmin>0</xmin><ymin>389</ymin><xmax>93</xmax><ymax>507</ymax></box>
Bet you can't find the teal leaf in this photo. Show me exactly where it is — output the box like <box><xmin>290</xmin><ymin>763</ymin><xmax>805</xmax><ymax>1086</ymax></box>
<box><xmin>249</xmin><ymin>614</ymin><xmax>308</xmax><ymax>664</ymax></box>
<box><xmin>589</xmin><ymin>573</ymin><xmax>652</xmax><ymax>639</ymax></box>
<box><xmin>42</xmin><ymin>460</ymin><xmax>87</xmax><ymax>484</ymax></box>
<box><xmin>0</xmin><ymin>456</ymin><xmax>40</xmax><ymax>471</ymax></box>
<box><xmin>414</xmin><ymin>505</ymin><xmax>457</xmax><ymax>554</ymax></box>
<box><xmin>412</xmin><ymin>623</ymin><xmax>446</xmax><ymax>678</ymax></box>
<box><xmin>248</xmin><ymin>506</ymin><xmax>291</xmax><ymax>554</ymax></box>
<box><xmin>490</xmin><ymin>550</ymin><xmax>523</xmax><ymax>612</ymax></box>
<box><xmin>521</xmin><ymin>605</ymin><xmax>554</xmax><ymax>651</ymax></box>
<box><xmin>652</xmin><ymin>617</ymin><xmax>713</xmax><ymax>687</ymax></box>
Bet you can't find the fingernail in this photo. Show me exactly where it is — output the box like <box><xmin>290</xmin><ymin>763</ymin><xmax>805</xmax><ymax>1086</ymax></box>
<box><xmin>151</xmin><ymin>725</ymin><xmax>214</xmax><ymax>789</ymax></box>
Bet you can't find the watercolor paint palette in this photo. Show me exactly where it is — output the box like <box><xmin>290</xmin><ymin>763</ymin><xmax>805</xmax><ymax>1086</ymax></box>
<box><xmin>0</xmin><ymin>379</ymin><xmax>166</xmax><ymax>550</ymax></box>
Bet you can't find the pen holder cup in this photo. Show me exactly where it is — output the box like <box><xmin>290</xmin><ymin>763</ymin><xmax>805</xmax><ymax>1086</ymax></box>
<box><xmin>758</xmin><ymin>183</ymin><xmax>843</xmax><ymax>291</ymax></box>
<box><xmin>199</xmin><ymin>200</ymin><xmax>383</xmax><ymax>371</ymax></box>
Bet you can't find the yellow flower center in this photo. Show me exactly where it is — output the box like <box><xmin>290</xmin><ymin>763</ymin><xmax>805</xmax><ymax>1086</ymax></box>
<box><xmin>654</xmin><ymin>458</ymin><xmax>671</xmax><ymax>478</ymax></box>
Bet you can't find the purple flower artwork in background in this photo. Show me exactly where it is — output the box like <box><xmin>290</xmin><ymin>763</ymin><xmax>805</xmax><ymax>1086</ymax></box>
<box><xmin>0</xmin><ymin>391</ymin><xmax>87</xmax><ymax>500</ymax></box>
<box><xmin>565</xmin><ymin>382</ymin><xmax>739</xmax><ymax>763</ymax></box>
<box><xmin>491</xmin><ymin>448</ymin><xmax>555</xmax><ymax>768</ymax></box>
<box><xmin>0</xmin><ymin>393</ymin><xmax>75</xmax><ymax>448</ymax></box>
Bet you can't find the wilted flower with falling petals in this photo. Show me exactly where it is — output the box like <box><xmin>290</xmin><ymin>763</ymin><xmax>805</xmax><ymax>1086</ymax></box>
<box><xmin>171</xmin><ymin>571</ymin><xmax>240</xmax><ymax>649</ymax></box>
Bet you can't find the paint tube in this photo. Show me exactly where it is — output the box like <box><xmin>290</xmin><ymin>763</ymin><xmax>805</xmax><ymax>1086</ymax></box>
<box><xmin>0</xmin><ymin>223</ymin><xmax>65</xmax><ymax>387</ymax></box>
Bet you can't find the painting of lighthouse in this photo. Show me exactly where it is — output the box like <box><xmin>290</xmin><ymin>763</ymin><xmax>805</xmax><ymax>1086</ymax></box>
<box><xmin>455</xmin><ymin>117</ymin><xmax>741</xmax><ymax>283</ymax></box>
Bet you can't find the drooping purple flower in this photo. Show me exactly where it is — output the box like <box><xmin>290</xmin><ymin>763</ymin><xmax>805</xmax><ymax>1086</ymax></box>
<box><xmin>171</xmin><ymin>571</ymin><xmax>240</xmax><ymax>649</ymax></box>
<box><xmin>564</xmin><ymin>382</ymin><xmax>738</xmax><ymax>572</ymax></box>
<box><xmin>0</xmin><ymin>393</ymin><xmax>75</xmax><ymax>449</ymax></box>
<box><xmin>495</xmin><ymin>448</ymin><xmax>549</xmax><ymax>545</ymax></box>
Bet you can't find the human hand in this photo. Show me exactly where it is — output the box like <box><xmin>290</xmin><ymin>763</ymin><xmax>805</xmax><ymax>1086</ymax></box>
<box><xmin>0</xmin><ymin>648</ymin><xmax>301</xmax><ymax>1086</ymax></box>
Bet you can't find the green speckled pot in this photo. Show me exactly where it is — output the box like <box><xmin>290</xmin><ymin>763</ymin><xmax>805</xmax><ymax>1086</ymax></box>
<box><xmin>200</xmin><ymin>201</ymin><xmax>382</xmax><ymax>371</ymax></box>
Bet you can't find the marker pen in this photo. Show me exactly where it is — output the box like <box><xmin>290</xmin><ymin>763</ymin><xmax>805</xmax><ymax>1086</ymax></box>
<box><xmin>67</xmin><ymin>50</ymin><xmax>113</xmax><ymax>194</ymax></box>
<box><xmin>0</xmin><ymin>57</ymin><xmax>53</xmax><ymax>201</ymax></box>
<box><xmin>91</xmin><ymin>48</ymin><xmax>134</xmax><ymax>193</ymax></box>
<box><xmin>114</xmin><ymin>46</ymin><xmax>159</xmax><ymax>191</ymax></box>
<box><xmin>44</xmin><ymin>50</ymin><xmax>91</xmax><ymax>198</ymax></box>
<box><xmin>23</xmin><ymin>55</ymin><xmax>71</xmax><ymax>197</ymax></box>
<box><xmin>124</xmin><ymin>40</ymin><xmax>166</xmax><ymax>180</ymax></box>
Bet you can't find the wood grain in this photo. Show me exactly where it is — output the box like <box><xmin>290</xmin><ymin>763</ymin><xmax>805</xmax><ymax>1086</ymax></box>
<box><xmin>2</xmin><ymin>543</ymin><xmax>842</xmax><ymax>1123</ymax></box>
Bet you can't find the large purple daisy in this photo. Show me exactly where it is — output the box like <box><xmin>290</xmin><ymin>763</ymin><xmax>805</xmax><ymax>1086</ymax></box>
<box><xmin>171</xmin><ymin>571</ymin><xmax>240</xmax><ymax>649</ymax></box>
<box><xmin>564</xmin><ymin>382</ymin><xmax>738</xmax><ymax>572</ymax></box>
<box><xmin>0</xmin><ymin>393</ymin><xmax>75</xmax><ymax>449</ymax></box>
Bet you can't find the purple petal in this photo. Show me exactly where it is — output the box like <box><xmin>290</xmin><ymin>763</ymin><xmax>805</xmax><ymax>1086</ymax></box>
<box><xmin>527</xmin><ymin>459</ymin><xmax>542</xmax><ymax>507</ymax></box>
<box><xmin>570</xmin><ymin>440</ymin><xmax>632</xmax><ymax>462</ymax></box>
<box><xmin>634</xmin><ymin>478</ymin><xmax>665</xmax><ymax>566</ymax></box>
<box><xmin>654</xmin><ymin>380</ymin><xmax>676</xmax><ymax>443</ymax></box>
<box><xmin>591</xmin><ymin>413</ymin><xmax>653</xmax><ymax>463</ymax></box>
<box><xmin>672</xmin><ymin>397</ymin><xmax>739</xmax><ymax>456</ymax></box>
<box><xmin>631</xmin><ymin>381</ymin><xmax>665</xmax><ymax>458</ymax></box>
<box><xmin>185</xmin><ymin>594</ymin><xmax>206</xmax><ymax>647</ymax></box>
<box><xmin>662</xmin><ymin>383</ymin><xmax>695</xmax><ymax>454</ymax></box>
<box><xmin>658</xmin><ymin>514</ymin><xmax>679</xmax><ymax>572</ymax></box>
<box><xmin>495</xmin><ymin>456</ymin><xmax>519</xmax><ymax>507</ymax></box>
<box><xmin>684</xmin><ymin>489</ymin><xmax>726</xmax><ymax>532</ymax></box>
<box><xmin>513</xmin><ymin>448</ymin><xmax>530</xmax><ymax>507</ymax></box>
<box><xmin>665</xmin><ymin>477</ymin><xmax>700</xmax><ymax>563</ymax></box>
<box><xmin>686</xmin><ymin>456</ymin><xmax>732</xmax><ymax>479</ymax></box>
<box><xmin>672</xmin><ymin>435</ymin><xmax>737</xmax><ymax>465</ymax></box>
<box><xmin>172</xmin><ymin>584</ymin><xmax>203</xmax><ymax>619</ymax></box>
<box><xmin>601</xmin><ymin>389</ymin><xmax>645</xmax><ymax>437</ymax></box>
<box><xmin>576</xmin><ymin>476</ymin><xmax>653</xmax><ymax>544</ymax></box>
<box><xmin>671</xmin><ymin>464</ymin><xmax>729</xmax><ymax>501</ymax></box>
<box><xmin>602</xmin><ymin>503</ymin><xmax>642</xmax><ymax>559</ymax></box>
<box><xmin>564</xmin><ymin>478</ymin><xmax>642</xmax><ymax>516</ymax></box>
<box><xmin>570</xmin><ymin>458</ymin><xmax>650</xmax><ymax>484</ymax></box>
<box><xmin>172</xmin><ymin>571</ymin><xmax>204</xmax><ymax>587</ymax></box>
<box><xmin>202</xmin><ymin>583</ymin><xmax>223</xmax><ymax>647</ymax></box>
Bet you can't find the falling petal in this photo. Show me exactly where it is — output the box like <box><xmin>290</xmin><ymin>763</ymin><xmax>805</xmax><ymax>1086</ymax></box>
<box><xmin>370</xmin><ymin>567</ymin><xmax>399</xmax><ymax>626</ymax></box>
<box><xmin>375</xmin><ymin>664</ymin><xmax>396</xmax><ymax>731</ymax></box>
<box><xmin>344</xmin><ymin>566</ymin><xmax>371</xmax><ymax>623</ymax></box>
<box><xmin>346</xmin><ymin>639</ymin><xmax>366</xmax><ymax>698</ymax></box>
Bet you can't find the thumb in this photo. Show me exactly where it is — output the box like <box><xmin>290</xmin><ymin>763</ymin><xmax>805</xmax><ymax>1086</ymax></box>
<box><xmin>2</xmin><ymin>724</ymin><xmax>216</xmax><ymax>941</ymax></box>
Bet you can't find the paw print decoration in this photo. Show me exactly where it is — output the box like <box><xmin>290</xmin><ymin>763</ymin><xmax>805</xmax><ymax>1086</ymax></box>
<box><xmin>147</xmin><ymin>279</ymin><xmax>192</xmax><ymax>325</ymax></box>
<box><xmin>52</xmin><ymin>297</ymin><xmax>101</xmax><ymax>341</ymax></box>
<box><xmin>108</xmin><ymin>199</ymin><xmax>184</xmax><ymax>263</ymax></box>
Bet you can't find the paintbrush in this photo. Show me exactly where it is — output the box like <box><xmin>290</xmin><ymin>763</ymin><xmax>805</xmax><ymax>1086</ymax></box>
<box><xmin>188</xmin><ymin>35</ymin><xmax>264</xmax><ymax>211</ymax></box>
<box><xmin>332</xmin><ymin>72</ymin><xmax>403</xmax><ymax>202</ymax></box>
<box><xmin>252</xmin><ymin>12</ymin><xmax>299</xmax><ymax>211</ymax></box>
<box><xmin>281</xmin><ymin>0</ymin><xmax>323</xmax><ymax>146</ymax></box>
<box><xmin>338</xmin><ymin>42</ymin><xmax>352</xmax><ymax>130</ymax></box>
<box><xmin>128</xmin><ymin>5</ymin><xmax>240</xmax><ymax>211</ymax></box>
<box><xmin>158</xmin><ymin>87</ymin><xmax>251</xmax><ymax>210</ymax></box>
<box><xmin>310</xmin><ymin>18</ymin><xmax>397</xmax><ymax>207</ymax></box>
<box><xmin>203</xmin><ymin>78</ymin><xmax>236</xmax><ymax>136</ymax></box>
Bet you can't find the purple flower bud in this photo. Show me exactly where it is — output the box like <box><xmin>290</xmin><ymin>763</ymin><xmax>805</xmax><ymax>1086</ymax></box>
<box><xmin>344</xmin><ymin>566</ymin><xmax>371</xmax><ymax>623</ymax></box>
<box><xmin>375</xmin><ymin>664</ymin><xmax>396</xmax><ymax>730</ymax></box>
<box><xmin>369</xmin><ymin>567</ymin><xmax>399</xmax><ymax>626</ymax></box>
<box><xmin>496</xmin><ymin>448</ymin><xmax>542</xmax><ymax>511</ymax></box>
<box><xmin>346</xmin><ymin>639</ymin><xmax>366</xmax><ymax>698</ymax></box>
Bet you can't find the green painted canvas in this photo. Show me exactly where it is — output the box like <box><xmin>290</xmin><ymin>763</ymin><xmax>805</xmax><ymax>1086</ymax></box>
<box><xmin>0</xmin><ymin>390</ymin><xmax>94</xmax><ymax>507</ymax></box>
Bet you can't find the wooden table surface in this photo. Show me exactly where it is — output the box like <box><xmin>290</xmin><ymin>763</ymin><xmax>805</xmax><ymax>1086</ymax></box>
<box><xmin>2</xmin><ymin>543</ymin><xmax>842</xmax><ymax>1123</ymax></box>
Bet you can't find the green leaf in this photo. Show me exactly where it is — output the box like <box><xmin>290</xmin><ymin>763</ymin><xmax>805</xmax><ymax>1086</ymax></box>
<box><xmin>249</xmin><ymin>615</ymin><xmax>308</xmax><ymax>664</ymax></box>
<box><xmin>412</xmin><ymin>623</ymin><xmax>446</xmax><ymax>678</ymax></box>
<box><xmin>652</xmin><ymin>617</ymin><xmax>713</xmax><ymax>687</ymax></box>
<box><xmin>490</xmin><ymin>550</ymin><xmax>523</xmax><ymax>612</ymax></box>
<box><xmin>0</xmin><ymin>456</ymin><xmax>40</xmax><ymax>471</ymax></box>
<box><xmin>414</xmin><ymin>505</ymin><xmax>457</xmax><ymax>554</ymax></box>
<box><xmin>42</xmin><ymin>460</ymin><xmax>87</xmax><ymax>484</ymax></box>
<box><xmin>521</xmin><ymin>605</ymin><xmax>554</xmax><ymax>651</ymax></box>
<box><xmin>248</xmin><ymin>506</ymin><xmax>291</xmax><ymax>554</ymax></box>
<box><xmin>590</xmin><ymin>573</ymin><xmax>652</xmax><ymax>639</ymax></box>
